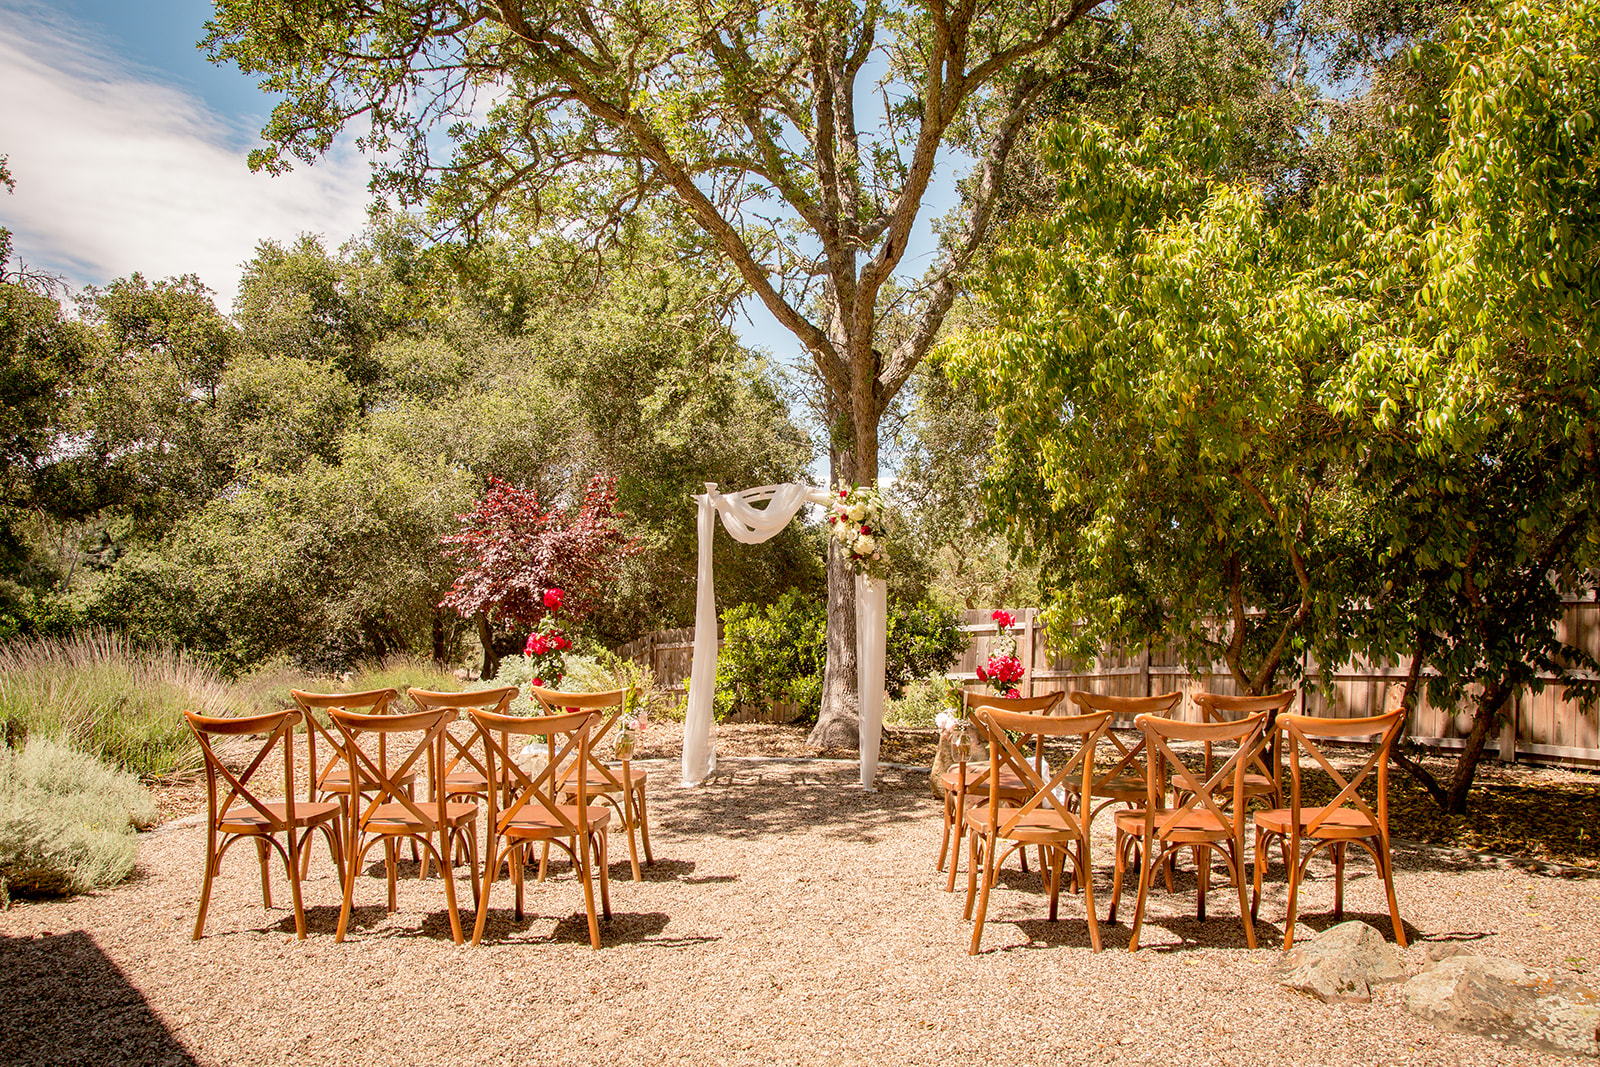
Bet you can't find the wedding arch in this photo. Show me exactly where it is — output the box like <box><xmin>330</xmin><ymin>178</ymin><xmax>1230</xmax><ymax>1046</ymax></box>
<box><xmin>682</xmin><ymin>483</ymin><xmax>887</xmax><ymax>790</ymax></box>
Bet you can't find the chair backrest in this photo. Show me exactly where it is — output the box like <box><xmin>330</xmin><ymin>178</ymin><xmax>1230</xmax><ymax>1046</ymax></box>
<box><xmin>1193</xmin><ymin>689</ymin><xmax>1297</xmax><ymax>784</ymax></box>
<box><xmin>1276</xmin><ymin>709</ymin><xmax>1406</xmax><ymax>837</ymax></box>
<box><xmin>468</xmin><ymin>705</ymin><xmax>601</xmax><ymax>838</ymax></box>
<box><xmin>1133</xmin><ymin>711</ymin><xmax>1269</xmax><ymax>841</ymax></box>
<box><xmin>327</xmin><ymin>706</ymin><xmax>455</xmax><ymax>830</ymax></box>
<box><xmin>968</xmin><ymin>704</ymin><xmax>1113</xmax><ymax>839</ymax></box>
<box><xmin>186</xmin><ymin>708</ymin><xmax>303</xmax><ymax>831</ymax></box>
<box><xmin>290</xmin><ymin>688</ymin><xmax>399</xmax><ymax>798</ymax></box>
<box><xmin>962</xmin><ymin>690</ymin><xmax>1065</xmax><ymax>778</ymax></box>
<box><xmin>1068</xmin><ymin>690</ymin><xmax>1182</xmax><ymax>789</ymax></box>
<box><xmin>529</xmin><ymin>685</ymin><xmax>636</xmax><ymax>784</ymax></box>
<box><xmin>407</xmin><ymin>686</ymin><xmax>519</xmax><ymax>792</ymax></box>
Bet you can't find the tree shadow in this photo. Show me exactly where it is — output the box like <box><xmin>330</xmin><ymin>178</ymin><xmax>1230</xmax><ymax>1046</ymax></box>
<box><xmin>663</xmin><ymin>761</ymin><xmax>935</xmax><ymax>843</ymax></box>
<box><xmin>0</xmin><ymin>930</ymin><xmax>199</xmax><ymax>1066</ymax></box>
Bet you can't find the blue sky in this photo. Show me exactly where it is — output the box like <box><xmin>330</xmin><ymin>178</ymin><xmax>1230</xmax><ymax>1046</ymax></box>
<box><xmin>0</xmin><ymin>0</ymin><xmax>956</xmax><ymax>373</ymax></box>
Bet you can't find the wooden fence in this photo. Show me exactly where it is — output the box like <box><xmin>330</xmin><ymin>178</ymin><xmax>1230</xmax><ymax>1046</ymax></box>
<box><xmin>617</xmin><ymin>601</ymin><xmax>1600</xmax><ymax>768</ymax></box>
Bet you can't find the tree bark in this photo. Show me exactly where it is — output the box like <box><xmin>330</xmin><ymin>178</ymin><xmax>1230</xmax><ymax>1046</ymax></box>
<box><xmin>477</xmin><ymin>613</ymin><xmax>499</xmax><ymax>682</ymax></box>
<box><xmin>431</xmin><ymin>611</ymin><xmax>447</xmax><ymax>665</ymax></box>
<box><xmin>1444</xmin><ymin>678</ymin><xmax>1510</xmax><ymax>815</ymax></box>
<box><xmin>809</xmin><ymin>430</ymin><xmax>865</xmax><ymax>750</ymax></box>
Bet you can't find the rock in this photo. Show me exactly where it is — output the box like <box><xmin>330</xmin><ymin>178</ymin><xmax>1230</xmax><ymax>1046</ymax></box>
<box><xmin>1277</xmin><ymin>920</ymin><xmax>1405</xmax><ymax>1004</ymax></box>
<box><xmin>1404</xmin><ymin>955</ymin><xmax>1600</xmax><ymax>1057</ymax></box>
<box><xmin>1425</xmin><ymin>942</ymin><xmax>1473</xmax><ymax>963</ymax></box>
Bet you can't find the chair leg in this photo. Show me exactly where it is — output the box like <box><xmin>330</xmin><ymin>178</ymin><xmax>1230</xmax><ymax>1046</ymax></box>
<box><xmin>385</xmin><ymin>838</ymin><xmax>398</xmax><ymax>914</ymax></box>
<box><xmin>945</xmin><ymin>808</ymin><xmax>965</xmax><ymax>893</ymax></box>
<box><xmin>193</xmin><ymin>834</ymin><xmax>219</xmax><ymax>941</ymax></box>
<box><xmin>937</xmin><ymin>792</ymin><xmax>953</xmax><ymax>873</ymax></box>
<box><xmin>1234</xmin><ymin>842</ymin><xmax>1257</xmax><ymax>949</ymax></box>
<box><xmin>285</xmin><ymin>832</ymin><xmax>308</xmax><ymax>940</ymax></box>
<box><xmin>1377</xmin><ymin>837</ymin><xmax>1407</xmax><ymax>948</ymax></box>
<box><xmin>439</xmin><ymin>826</ymin><xmax>464</xmax><ymax>946</ymax></box>
<box><xmin>256</xmin><ymin>837</ymin><xmax>273</xmax><ymax>910</ymax></box>
<box><xmin>1251</xmin><ymin>827</ymin><xmax>1269</xmax><ymax>920</ymax></box>
<box><xmin>472</xmin><ymin>834</ymin><xmax>499</xmax><ymax>946</ymax></box>
<box><xmin>337</xmin><ymin>838</ymin><xmax>370</xmax><ymax>943</ymax></box>
<box><xmin>1129</xmin><ymin>844</ymin><xmax>1156</xmax><ymax>952</ymax></box>
<box><xmin>597</xmin><ymin>831</ymin><xmax>612</xmax><ymax>919</ymax></box>
<box><xmin>1109</xmin><ymin>830</ymin><xmax>1131</xmax><ymax>924</ymax></box>
<box><xmin>1079</xmin><ymin>842</ymin><xmax>1102</xmax><ymax>953</ymax></box>
<box><xmin>635</xmin><ymin>784</ymin><xmax>654</xmax><ymax>865</ymax></box>
<box><xmin>969</xmin><ymin>831</ymin><xmax>998</xmax><ymax>955</ymax></box>
<box><xmin>1046</xmin><ymin>847</ymin><xmax>1063</xmax><ymax>922</ymax></box>
<box><xmin>1283</xmin><ymin>838</ymin><xmax>1307</xmax><ymax>950</ymax></box>
<box><xmin>1196</xmin><ymin>843</ymin><xmax>1210</xmax><ymax>922</ymax></box>
<box><xmin>578</xmin><ymin>832</ymin><xmax>602</xmax><ymax>950</ymax></box>
<box><xmin>621</xmin><ymin>788</ymin><xmax>642</xmax><ymax>882</ymax></box>
<box><xmin>1333</xmin><ymin>842</ymin><xmax>1346</xmax><ymax>920</ymax></box>
<box><xmin>963</xmin><ymin>830</ymin><xmax>982</xmax><ymax>921</ymax></box>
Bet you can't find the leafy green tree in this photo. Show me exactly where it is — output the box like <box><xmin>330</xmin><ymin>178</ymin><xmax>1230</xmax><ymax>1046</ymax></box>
<box><xmin>952</xmin><ymin>0</ymin><xmax>1599</xmax><ymax>811</ymax></box>
<box><xmin>204</xmin><ymin>0</ymin><xmax>1121</xmax><ymax>749</ymax></box>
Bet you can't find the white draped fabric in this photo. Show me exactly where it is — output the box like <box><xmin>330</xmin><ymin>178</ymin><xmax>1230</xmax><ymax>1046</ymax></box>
<box><xmin>682</xmin><ymin>482</ymin><xmax>888</xmax><ymax>790</ymax></box>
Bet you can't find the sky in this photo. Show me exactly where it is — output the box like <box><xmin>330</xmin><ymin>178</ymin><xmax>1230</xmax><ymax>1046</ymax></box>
<box><xmin>0</xmin><ymin>0</ymin><xmax>957</xmax><ymax>370</ymax></box>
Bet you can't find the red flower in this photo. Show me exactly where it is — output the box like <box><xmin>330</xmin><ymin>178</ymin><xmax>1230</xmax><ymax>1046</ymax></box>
<box><xmin>543</xmin><ymin>588</ymin><xmax>565</xmax><ymax>611</ymax></box>
<box><xmin>839</xmin><ymin>489</ymin><xmax>848</xmax><ymax>498</ymax></box>
<box><xmin>860</xmin><ymin>524</ymin><xmax>871</xmax><ymax>534</ymax></box>
<box><xmin>531</xmin><ymin>677</ymin><xmax>544</xmax><ymax>688</ymax></box>
<box><xmin>1004</xmin><ymin>689</ymin><xmax>1020</xmax><ymax>699</ymax></box>
<box><xmin>976</xmin><ymin>665</ymin><xmax>988</xmax><ymax>681</ymax></box>
<box><xmin>526</xmin><ymin>635</ymin><xmax>549</xmax><ymax>656</ymax></box>
<box><xmin>992</xmin><ymin>609</ymin><xmax>1016</xmax><ymax>629</ymax></box>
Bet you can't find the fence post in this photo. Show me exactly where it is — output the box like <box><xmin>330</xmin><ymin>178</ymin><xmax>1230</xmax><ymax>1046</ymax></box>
<box><xmin>1023</xmin><ymin>607</ymin><xmax>1036</xmax><ymax>697</ymax></box>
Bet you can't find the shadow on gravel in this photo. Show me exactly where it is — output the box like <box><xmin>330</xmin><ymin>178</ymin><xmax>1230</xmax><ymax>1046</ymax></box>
<box><xmin>0</xmin><ymin>930</ymin><xmax>198</xmax><ymax>1067</ymax></box>
<box><xmin>663</xmin><ymin>762</ymin><xmax>933</xmax><ymax>843</ymax></box>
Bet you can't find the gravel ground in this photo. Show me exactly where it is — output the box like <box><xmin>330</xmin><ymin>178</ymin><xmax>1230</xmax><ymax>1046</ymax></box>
<box><xmin>2</xmin><ymin>735</ymin><xmax>1598</xmax><ymax>1067</ymax></box>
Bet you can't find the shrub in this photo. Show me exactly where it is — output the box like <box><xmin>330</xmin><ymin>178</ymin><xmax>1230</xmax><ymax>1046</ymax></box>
<box><xmin>0</xmin><ymin>738</ymin><xmax>157</xmax><ymax>904</ymax></box>
<box><xmin>346</xmin><ymin>654</ymin><xmax>462</xmax><ymax>701</ymax></box>
<box><xmin>883</xmin><ymin>675</ymin><xmax>952</xmax><ymax>729</ymax></box>
<box><xmin>713</xmin><ymin>594</ymin><xmax>964</xmax><ymax>721</ymax></box>
<box><xmin>0</xmin><ymin>631</ymin><xmax>246</xmax><ymax>779</ymax></box>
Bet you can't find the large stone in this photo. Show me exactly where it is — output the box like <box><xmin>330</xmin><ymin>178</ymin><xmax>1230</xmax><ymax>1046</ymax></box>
<box><xmin>1404</xmin><ymin>955</ymin><xmax>1600</xmax><ymax>1057</ymax></box>
<box><xmin>1277</xmin><ymin>920</ymin><xmax>1406</xmax><ymax>1004</ymax></box>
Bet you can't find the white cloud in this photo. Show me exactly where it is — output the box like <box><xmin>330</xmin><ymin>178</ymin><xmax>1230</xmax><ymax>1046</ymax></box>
<box><xmin>0</xmin><ymin>5</ymin><xmax>374</xmax><ymax>312</ymax></box>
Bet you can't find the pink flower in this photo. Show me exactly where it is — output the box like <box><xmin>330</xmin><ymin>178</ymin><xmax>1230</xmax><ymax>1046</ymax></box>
<box><xmin>526</xmin><ymin>635</ymin><xmax>549</xmax><ymax>656</ymax></box>
<box><xmin>543</xmin><ymin>588</ymin><xmax>565</xmax><ymax>611</ymax></box>
<box><xmin>992</xmin><ymin>609</ymin><xmax>1016</xmax><ymax>629</ymax></box>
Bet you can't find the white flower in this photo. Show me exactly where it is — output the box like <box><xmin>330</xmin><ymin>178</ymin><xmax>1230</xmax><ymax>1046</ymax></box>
<box><xmin>935</xmin><ymin>711</ymin><xmax>959</xmax><ymax>733</ymax></box>
<box><xmin>848</xmin><ymin>504</ymin><xmax>866</xmax><ymax>522</ymax></box>
<box><xmin>856</xmin><ymin>534</ymin><xmax>877</xmax><ymax>555</ymax></box>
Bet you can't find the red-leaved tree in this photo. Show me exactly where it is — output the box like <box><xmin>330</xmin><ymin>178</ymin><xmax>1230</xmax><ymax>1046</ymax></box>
<box><xmin>441</xmin><ymin>475</ymin><xmax>636</xmax><ymax>678</ymax></box>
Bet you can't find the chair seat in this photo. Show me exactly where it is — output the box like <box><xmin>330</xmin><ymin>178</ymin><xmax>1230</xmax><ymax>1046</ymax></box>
<box><xmin>218</xmin><ymin>800</ymin><xmax>343</xmax><ymax>834</ymax></box>
<box><xmin>1114</xmin><ymin>806</ymin><xmax>1232</xmax><ymax>842</ymax></box>
<box><xmin>441</xmin><ymin>769</ymin><xmax>492</xmax><ymax>793</ymax></box>
<box><xmin>939</xmin><ymin>764</ymin><xmax>1029</xmax><ymax>796</ymax></box>
<box><xmin>362</xmin><ymin>800</ymin><xmax>478</xmax><ymax>833</ymax></box>
<box><xmin>970</xmin><ymin>802</ymin><xmax>1083</xmax><ymax>843</ymax></box>
<box><xmin>500</xmin><ymin>804</ymin><xmax>612</xmax><ymax>840</ymax></box>
<box><xmin>559</xmin><ymin>764</ymin><xmax>647</xmax><ymax>791</ymax></box>
<box><xmin>1255</xmin><ymin>806</ymin><xmax>1377</xmax><ymax>839</ymax></box>
<box><xmin>1092</xmin><ymin>772</ymin><xmax>1147</xmax><ymax>801</ymax></box>
<box><xmin>319</xmin><ymin>769</ymin><xmax>417</xmax><ymax>793</ymax></box>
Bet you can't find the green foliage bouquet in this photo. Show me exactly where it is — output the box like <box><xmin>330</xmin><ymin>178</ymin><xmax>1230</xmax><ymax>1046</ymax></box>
<box><xmin>828</xmin><ymin>483</ymin><xmax>891</xmax><ymax>579</ymax></box>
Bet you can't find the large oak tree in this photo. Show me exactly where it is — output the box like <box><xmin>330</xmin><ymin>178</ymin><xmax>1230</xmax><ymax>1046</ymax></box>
<box><xmin>204</xmin><ymin>0</ymin><xmax>1111</xmax><ymax>746</ymax></box>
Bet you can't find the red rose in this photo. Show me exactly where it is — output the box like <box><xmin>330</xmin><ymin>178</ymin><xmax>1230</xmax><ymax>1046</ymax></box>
<box><xmin>839</xmin><ymin>489</ymin><xmax>848</xmax><ymax>498</ymax></box>
<box><xmin>860</xmin><ymin>524</ymin><xmax>870</xmax><ymax>534</ymax></box>
<box><xmin>543</xmin><ymin>588</ymin><xmax>565</xmax><ymax>610</ymax></box>
<box><xmin>1004</xmin><ymin>689</ymin><xmax>1020</xmax><ymax>699</ymax></box>
<box><xmin>992</xmin><ymin>609</ymin><xmax>1015</xmax><ymax>629</ymax></box>
<box><xmin>976</xmin><ymin>665</ymin><xmax>988</xmax><ymax>681</ymax></box>
<box><xmin>531</xmin><ymin>677</ymin><xmax>544</xmax><ymax>687</ymax></box>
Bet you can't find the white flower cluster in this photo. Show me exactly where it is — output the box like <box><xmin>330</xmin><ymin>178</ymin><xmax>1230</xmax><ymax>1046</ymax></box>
<box><xmin>829</xmin><ymin>483</ymin><xmax>890</xmax><ymax>578</ymax></box>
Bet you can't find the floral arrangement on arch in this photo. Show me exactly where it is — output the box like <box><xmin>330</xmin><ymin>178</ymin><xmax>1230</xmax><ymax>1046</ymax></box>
<box><xmin>522</xmin><ymin>587</ymin><xmax>571</xmax><ymax>688</ymax></box>
<box><xmin>976</xmin><ymin>609</ymin><xmax>1024</xmax><ymax>698</ymax></box>
<box><xmin>828</xmin><ymin>483</ymin><xmax>890</xmax><ymax>579</ymax></box>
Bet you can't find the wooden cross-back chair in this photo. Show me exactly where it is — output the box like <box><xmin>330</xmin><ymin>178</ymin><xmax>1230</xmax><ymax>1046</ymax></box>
<box><xmin>405</xmin><ymin>686</ymin><xmax>519</xmax><ymax>876</ymax></box>
<box><xmin>530</xmin><ymin>685</ymin><xmax>653</xmax><ymax>882</ymax></box>
<box><xmin>328</xmin><ymin>706</ymin><xmax>479</xmax><ymax>944</ymax></box>
<box><xmin>964</xmin><ymin>704</ymin><xmax>1113</xmax><ymax>954</ymax></box>
<box><xmin>1252</xmin><ymin>709</ymin><xmax>1407</xmax><ymax>950</ymax></box>
<box><xmin>1191</xmin><ymin>689</ymin><xmax>1298</xmax><ymax>811</ymax></box>
<box><xmin>186</xmin><ymin>708</ymin><xmax>344</xmax><ymax>940</ymax></box>
<box><xmin>1068</xmin><ymin>690</ymin><xmax>1183</xmax><ymax>836</ymax></box>
<box><xmin>1109</xmin><ymin>711</ymin><xmax>1268</xmax><ymax>951</ymax></box>
<box><xmin>940</xmin><ymin>690</ymin><xmax>1065</xmax><ymax>892</ymax></box>
<box><xmin>468</xmin><ymin>705</ymin><xmax>612</xmax><ymax>949</ymax></box>
<box><xmin>290</xmin><ymin>688</ymin><xmax>416</xmax><ymax>867</ymax></box>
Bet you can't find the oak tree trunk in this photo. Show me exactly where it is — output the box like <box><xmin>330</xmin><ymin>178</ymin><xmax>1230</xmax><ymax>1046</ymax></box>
<box><xmin>1444</xmin><ymin>679</ymin><xmax>1510</xmax><ymax>815</ymax></box>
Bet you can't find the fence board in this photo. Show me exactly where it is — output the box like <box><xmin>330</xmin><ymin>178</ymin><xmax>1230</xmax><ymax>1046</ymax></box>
<box><xmin>615</xmin><ymin>598</ymin><xmax>1600</xmax><ymax>768</ymax></box>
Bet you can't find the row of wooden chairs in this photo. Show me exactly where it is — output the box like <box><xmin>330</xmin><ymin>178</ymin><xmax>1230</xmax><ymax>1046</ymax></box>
<box><xmin>940</xmin><ymin>689</ymin><xmax>1407</xmax><ymax>955</ymax></box>
<box><xmin>186</xmin><ymin>684</ymin><xmax>652</xmax><ymax>949</ymax></box>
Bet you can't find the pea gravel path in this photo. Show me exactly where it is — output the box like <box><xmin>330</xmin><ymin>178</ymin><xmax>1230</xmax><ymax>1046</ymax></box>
<box><xmin>2</xmin><ymin>754</ymin><xmax>1597</xmax><ymax>1067</ymax></box>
